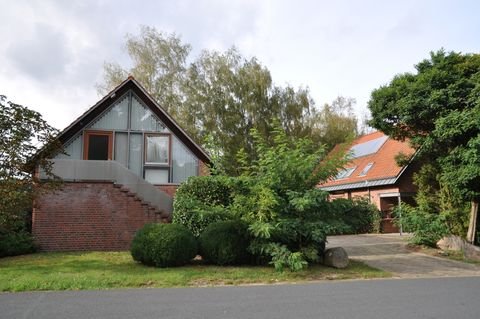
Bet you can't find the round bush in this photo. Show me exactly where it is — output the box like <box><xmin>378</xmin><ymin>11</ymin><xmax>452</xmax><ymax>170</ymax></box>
<box><xmin>0</xmin><ymin>231</ymin><xmax>36</xmax><ymax>258</ymax></box>
<box><xmin>131</xmin><ymin>223</ymin><xmax>197</xmax><ymax>267</ymax></box>
<box><xmin>199</xmin><ymin>220</ymin><xmax>252</xmax><ymax>265</ymax></box>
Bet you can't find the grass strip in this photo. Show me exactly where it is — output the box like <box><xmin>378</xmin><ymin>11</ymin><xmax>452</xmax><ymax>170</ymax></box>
<box><xmin>0</xmin><ymin>252</ymin><xmax>390</xmax><ymax>292</ymax></box>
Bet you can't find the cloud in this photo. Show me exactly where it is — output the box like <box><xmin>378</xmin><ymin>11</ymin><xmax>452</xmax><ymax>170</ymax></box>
<box><xmin>6</xmin><ymin>23</ymin><xmax>71</xmax><ymax>81</ymax></box>
<box><xmin>1</xmin><ymin>0</ymin><xmax>480</xmax><ymax>131</ymax></box>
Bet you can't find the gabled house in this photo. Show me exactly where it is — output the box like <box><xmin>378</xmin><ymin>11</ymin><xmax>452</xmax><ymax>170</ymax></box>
<box><xmin>318</xmin><ymin>131</ymin><xmax>417</xmax><ymax>232</ymax></box>
<box><xmin>33</xmin><ymin>77</ymin><xmax>211</xmax><ymax>251</ymax></box>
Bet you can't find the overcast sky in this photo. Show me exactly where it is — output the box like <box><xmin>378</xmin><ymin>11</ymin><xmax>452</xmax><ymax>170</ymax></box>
<box><xmin>1</xmin><ymin>0</ymin><xmax>479</xmax><ymax>131</ymax></box>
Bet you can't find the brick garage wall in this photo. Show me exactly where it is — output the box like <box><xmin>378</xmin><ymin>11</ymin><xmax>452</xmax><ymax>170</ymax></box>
<box><xmin>32</xmin><ymin>182</ymin><xmax>167</xmax><ymax>251</ymax></box>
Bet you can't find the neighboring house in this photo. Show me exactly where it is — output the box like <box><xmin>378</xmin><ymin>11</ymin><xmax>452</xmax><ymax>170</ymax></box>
<box><xmin>33</xmin><ymin>77</ymin><xmax>211</xmax><ymax>251</ymax></box>
<box><xmin>318</xmin><ymin>131</ymin><xmax>417</xmax><ymax>233</ymax></box>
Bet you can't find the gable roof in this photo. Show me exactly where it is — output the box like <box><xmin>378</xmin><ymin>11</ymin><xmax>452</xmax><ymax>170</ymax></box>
<box><xmin>57</xmin><ymin>76</ymin><xmax>211</xmax><ymax>164</ymax></box>
<box><xmin>318</xmin><ymin>131</ymin><xmax>416</xmax><ymax>191</ymax></box>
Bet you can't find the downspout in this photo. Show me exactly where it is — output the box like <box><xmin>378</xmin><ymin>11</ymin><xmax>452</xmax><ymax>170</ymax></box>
<box><xmin>398</xmin><ymin>194</ymin><xmax>403</xmax><ymax>236</ymax></box>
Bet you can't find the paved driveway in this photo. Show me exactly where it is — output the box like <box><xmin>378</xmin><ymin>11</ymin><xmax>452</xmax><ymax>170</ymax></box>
<box><xmin>327</xmin><ymin>233</ymin><xmax>480</xmax><ymax>278</ymax></box>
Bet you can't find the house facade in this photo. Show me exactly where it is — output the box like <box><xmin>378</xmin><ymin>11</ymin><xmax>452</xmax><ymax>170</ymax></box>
<box><xmin>318</xmin><ymin>131</ymin><xmax>417</xmax><ymax>233</ymax></box>
<box><xmin>33</xmin><ymin>77</ymin><xmax>210</xmax><ymax>251</ymax></box>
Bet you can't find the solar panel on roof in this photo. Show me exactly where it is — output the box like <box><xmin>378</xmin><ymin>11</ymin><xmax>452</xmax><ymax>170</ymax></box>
<box><xmin>349</xmin><ymin>135</ymin><xmax>388</xmax><ymax>158</ymax></box>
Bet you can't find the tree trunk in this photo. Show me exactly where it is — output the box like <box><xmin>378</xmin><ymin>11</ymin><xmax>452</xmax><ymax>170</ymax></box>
<box><xmin>466</xmin><ymin>200</ymin><xmax>478</xmax><ymax>244</ymax></box>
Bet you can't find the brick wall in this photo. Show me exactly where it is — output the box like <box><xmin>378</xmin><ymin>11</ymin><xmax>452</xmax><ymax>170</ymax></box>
<box><xmin>157</xmin><ymin>185</ymin><xmax>178</xmax><ymax>197</ymax></box>
<box><xmin>33</xmin><ymin>159</ymin><xmax>210</xmax><ymax>251</ymax></box>
<box><xmin>32</xmin><ymin>182</ymin><xmax>167</xmax><ymax>251</ymax></box>
<box><xmin>199</xmin><ymin>160</ymin><xmax>210</xmax><ymax>176</ymax></box>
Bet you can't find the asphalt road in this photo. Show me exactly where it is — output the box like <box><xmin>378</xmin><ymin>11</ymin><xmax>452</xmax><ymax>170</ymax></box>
<box><xmin>1</xmin><ymin>277</ymin><xmax>479</xmax><ymax>319</ymax></box>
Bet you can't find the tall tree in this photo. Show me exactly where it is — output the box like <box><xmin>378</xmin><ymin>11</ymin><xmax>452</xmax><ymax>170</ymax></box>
<box><xmin>97</xmin><ymin>26</ymin><xmax>191</xmax><ymax>119</ymax></box>
<box><xmin>98</xmin><ymin>26</ymin><xmax>358</xmax><ymax>175</ymax></box>
<box><xmin>0</xmin><ymin>95</ymin><xmax>60</xmax><ymax>239</ymax></box>
<box><xmin>368</xmin><ymin>50</ymin><xmax>480</xmax><ymax>243</ymax></box>
<box><xmin>182</xmin><ymin>49</ymin><xmax>319</xmax><ymax>174</ymax></box>
<box><xmin>307</xmin><ymin>96</ymin><xmax>358</xmax><ymax>150</ymax></box>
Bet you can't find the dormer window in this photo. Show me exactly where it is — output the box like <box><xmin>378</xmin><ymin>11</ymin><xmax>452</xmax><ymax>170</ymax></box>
<box><xmin>335</xmin><ymin>166</ymin><xmax>356</xmax><ymax>180</ymax></box>
<box><xmin>358</xmin><ymin>162</ymin><xmax>374</xmax><ymax>177</ymax></box>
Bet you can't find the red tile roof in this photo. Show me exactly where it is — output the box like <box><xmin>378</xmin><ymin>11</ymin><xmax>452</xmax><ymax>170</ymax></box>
<box><xmin>319</xmin><ymin>131</ymin><xmax>416</xmax><ymax>188</ymax></box>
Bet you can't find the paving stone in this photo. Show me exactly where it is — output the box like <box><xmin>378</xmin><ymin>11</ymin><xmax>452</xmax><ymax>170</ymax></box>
<box><xmin>327</xmin><ymin>234</ymin><xmax>480</xmax><ymax>278</ymax></box>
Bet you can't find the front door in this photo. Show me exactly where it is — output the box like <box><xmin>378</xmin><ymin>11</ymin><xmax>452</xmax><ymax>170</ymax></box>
<box><xmin>83</xmin><ymin>131</ymin><xmax>113</xmax><ymax>160</ymax></box>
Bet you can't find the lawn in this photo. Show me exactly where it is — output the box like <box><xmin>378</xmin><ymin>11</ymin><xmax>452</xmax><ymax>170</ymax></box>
<box><xmin>0</xmin><ymin>252</ymin><xmax>390</xmax><ymax>292</ymax></box>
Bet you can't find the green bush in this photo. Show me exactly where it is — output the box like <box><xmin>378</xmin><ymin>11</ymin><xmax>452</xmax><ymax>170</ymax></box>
<box><xmin>173</xmin><ymin>176</ymin><xmax>238</xmax><ymax>236</ymax></box>
<box><xmin>0</xmin><ymin>231</ymin><xmax>36</xmax><ymax>258</ymax></box>
<box><xmin>395</xmin><ymin>205</ymin><xmax>448</xmax><ymax>247</ymax></box>
<box><xmin>329</xmin><ymin>198</ymin><xmax>381</xmax><ymax>235</ymax></box>
<box><xmin>199</xmin><ymin>220</ymin><xmax>252</xmax><ymax>265</ymax></box>
<box><xmin>177</xmin><ymin>123</ymin><xmax>349</xmax><ymax>271</ymax></box>
<box><xmin>175</xmin><ymin>175</ymin><xmax>235</xmax><ymax>207</ymax></box>
<box><xmin>131</xmin><ymin>223</ymin><xmax>197</xmax><ymax>267</ymax></box>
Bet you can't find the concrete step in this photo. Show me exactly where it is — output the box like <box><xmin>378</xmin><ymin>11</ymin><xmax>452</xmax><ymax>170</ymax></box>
<box><xmin>114</xmin><ymin>183</ymin><xmax>165</xmax><ymax>219</ymax></box>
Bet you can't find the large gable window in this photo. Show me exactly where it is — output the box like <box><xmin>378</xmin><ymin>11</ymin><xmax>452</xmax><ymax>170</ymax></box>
<box><xmin>90</xmin><ymin>95</ymin><xmax>128</xmax><ymax>130</ymax></box>
<box><xmin>144</xmin><ymin>134</ymin><xmax>170</xmax><ymax>184</ymax></box>
<box><xmin>63</xmin><ymin>88</ymin><xmax>203</xmax><ymax>185</ymax></box>
<box><xmin>145</xmin><ymin>135</ymin><xmax>169</xmax><ymax>164</ymax></box>
<box><xmin>131</xmin><ymin>96</ymin><xmax>168</xmax><ymax>132</ymax></box>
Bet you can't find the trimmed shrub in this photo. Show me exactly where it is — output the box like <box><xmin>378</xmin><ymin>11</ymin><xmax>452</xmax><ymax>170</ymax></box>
<box><xmin>173</xmin><ymin>176</ymin><xmax>238</xmax><ymax>236</ymax></box>
<box><xmin>131</xmin><ymin>223</ymin><xmax>197</xmax><ymax>267</ymax></box>
<box><xmin>173</xmin><ymin>203</ymin><xmax>232</xmax><ymax>238</ymax></box>
<box><xmin>330</xmin><ymin>198</ymin><xmax>381</xmax><ymax>234</ymax></box>
<box><xmin>347</xmin><ymin>198</ymin><xmax>381</xmax><ymax>234</ymax></box>
<box><xmin>395</xmin><ymin>205</ymin><xmax>448</xmax><ymax>247</ymax></box>
<box><xmin>0</xmin><ymin>231</ymin><xmax>36</xmax><ymax>258</ymax></box>
<box><xmin>199</xmin><ymin>220</ymin><xmax>252</xmax><ymax>265</ymax></box>
<box><xmin>175</xmin><ymin>175</ymin><xmax>235</xmax><ymax>207</ymax></box>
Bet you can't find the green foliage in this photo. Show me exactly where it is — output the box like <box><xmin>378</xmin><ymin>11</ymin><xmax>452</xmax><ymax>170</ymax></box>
<box><xmin>330</xmin><ymin>198</ymin><xmax>381</xmax><ymax>234</ymax></box>
<box><xmin>232</xmin><ymin>124</ymin><xmax>347</xmax><ymax>271</ymax></box>
<box><xmin>172</xmin><ymin>176</ymin><xmax>237</xmax><ymax>236</ymax></box>
<box><xmin>130</xmin><ymin>223</ymin><xmax>197</xmax><ymax>267</ymax></box>
<box><xmin>0</xmin><ymin>230</ymin><xmax>36</xmax><ymax>258</ymax></box>
<box><xmin>98</xmin><ymin>26</ymin><xmax>358</xmax><ymax>175</ymax></box>
<box><xmin>307</xmin><ymin>97</ymin><xmax>358</xmax><ymax>150</ymax></box>
<box><xmin>368</xmin><ymin>50</ymin><xmax>480</xmax><ymax>241</ymax></box>
<box><xmin>268</xmin><ymin>244</ymin><xmax>308</xmax><ymax>272</ymax></box>
<box><xmin>173</xmin><ymin>123</ymin><xmax>347</xmax><ymax>271</ymax></box>
<box><xmin>130</xmin><ymin>223</ymin><xmax>158</xmax><ymax>265</ymax></box>
<box><xmin>97</xmin><ymin>26</ymin><xmax>191</xmax><ymax>119</ymax></box>
<box><xmin>395</xmin><ymin>205</ymin><xmax>448</xmax><ymax>247</ymax></box>
<box><xmin>0</xmin><ymin>95</ymin><xmax>61</xmax><ymax>255</ymax></box>
<box><xmin>199</xmin><ymin>220</ymin><xmax>252</xmax><ymax>265</ymax></box>
<box><xmin>175</xmin><ymin>175</ymin><xmax>235</xmax><ymax>207</ymax></box>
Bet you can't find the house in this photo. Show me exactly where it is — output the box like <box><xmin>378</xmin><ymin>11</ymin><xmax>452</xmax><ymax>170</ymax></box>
<box><xmin>33</xmin><ymin>77</ymin><xmax>211</xmax><ymax>251</ymax></box>
<box><xmin>318</xmin><ymin>131</ymin><xmax>417</xmax><ymax>232</ymax></box>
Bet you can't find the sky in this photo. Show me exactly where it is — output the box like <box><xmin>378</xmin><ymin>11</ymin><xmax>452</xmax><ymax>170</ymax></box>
<box><xmin>1</xmin><ymin>0</ymin><xmax>480</xmax><ymax>131</ymax></box>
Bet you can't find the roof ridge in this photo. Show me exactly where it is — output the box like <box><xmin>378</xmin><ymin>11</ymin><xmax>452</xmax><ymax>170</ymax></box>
<box><xmin>52</xmin><ymin>77</ymin><xmax>211</xmax><ymax>164</ymax></box>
